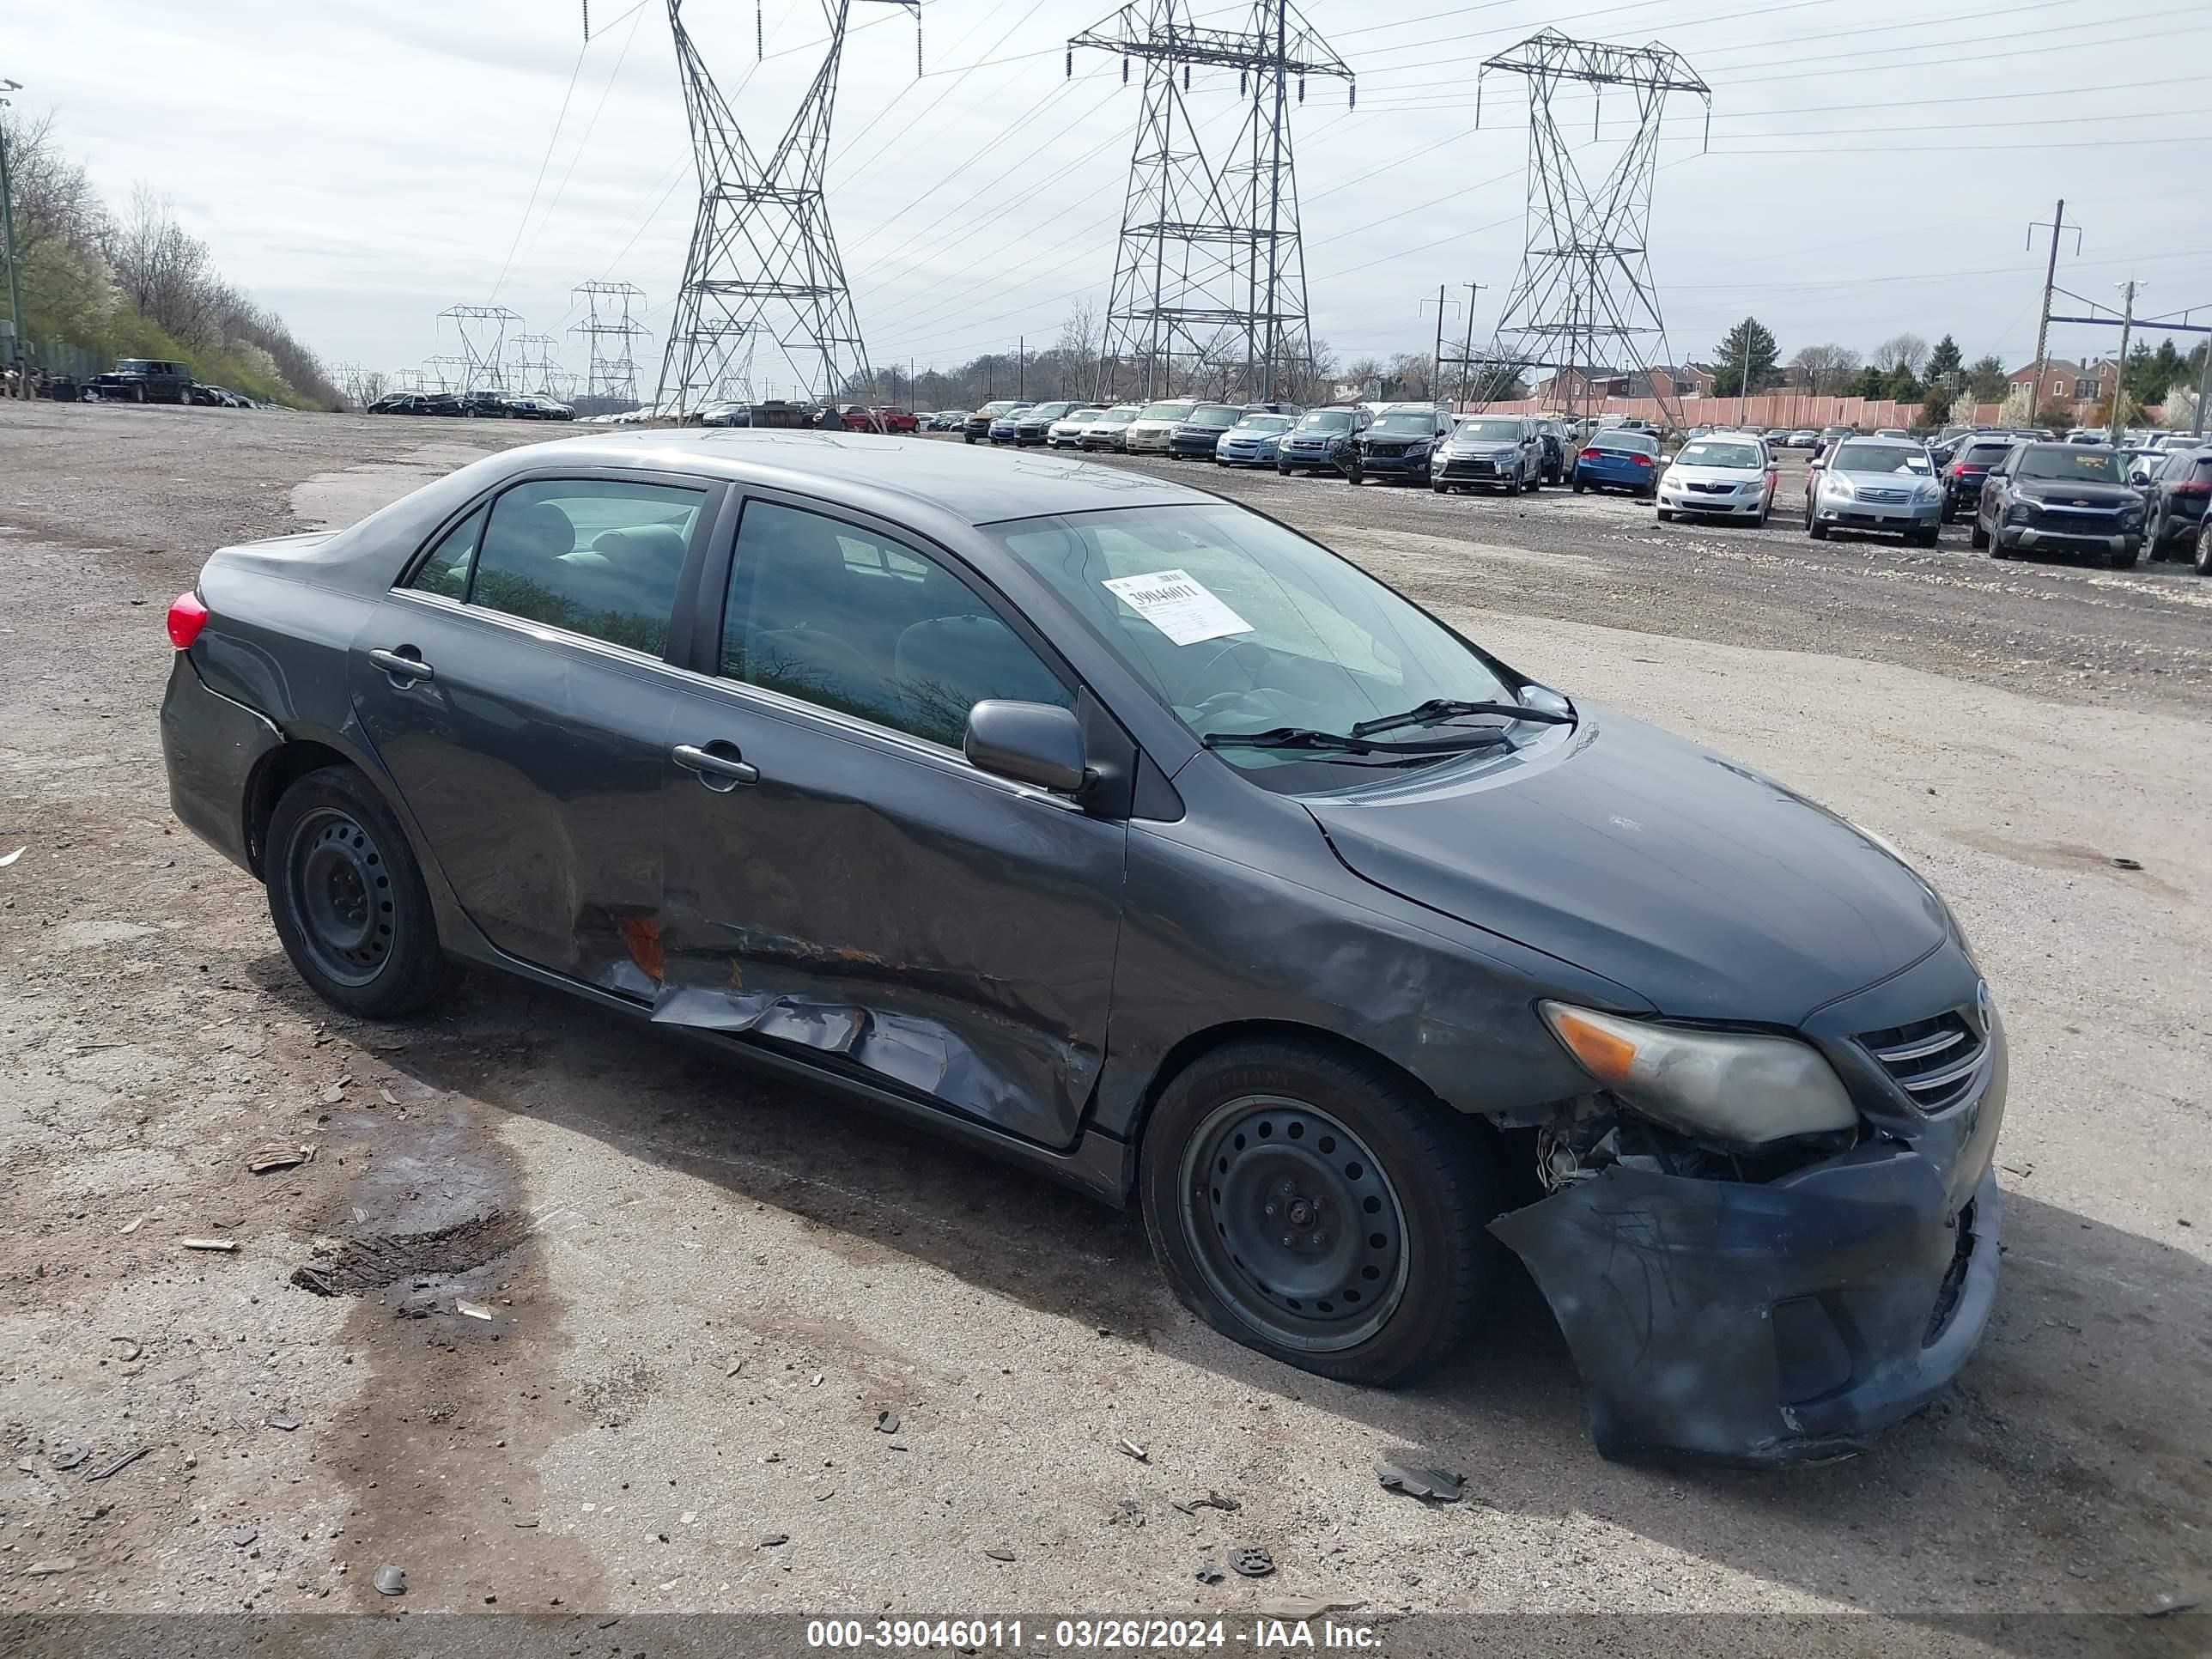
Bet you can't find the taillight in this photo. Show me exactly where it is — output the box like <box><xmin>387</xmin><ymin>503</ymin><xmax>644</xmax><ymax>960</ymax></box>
<box><xmin>2176</xmin><ymin>481</ymin><xmax>2210</xmax><ymax>498</ymax></box>
<box><xmin>1630</xmin><ymin>453</ymin><xmax>1653</xmax><ymax>467</ymax></box>
<box><xmin>167</xmin><ymin>591</ymin><xmax>209</xmax><ymax>649</ymax></box>
<box><xmin>1948</xmin><ymin>464</ymin><xmax>1963</xmax><ymax>477</ymax></box>
<box><xmin>1578</xmin><ymin>447</ymin><xmax>1601</xmax><ymax>460</ymax></box>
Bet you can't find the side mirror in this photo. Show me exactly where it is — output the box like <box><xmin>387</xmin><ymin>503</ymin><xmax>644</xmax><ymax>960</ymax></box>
<box><xmin>964</xmin><ymin>700</ymin><xmax>1089</xmax><ymax>794</ymax></box>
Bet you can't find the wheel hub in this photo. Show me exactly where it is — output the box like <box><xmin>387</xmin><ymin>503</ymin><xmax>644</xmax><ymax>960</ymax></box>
<box><xmin>1180</xmin><ymin>1094</ymin><xmax>1408</xmax><ymax>1353</ymax></box>
<box><xmin>289</xmin><ymin>809</ymin><xmax>397</xmax><ymax>987</ymax></box>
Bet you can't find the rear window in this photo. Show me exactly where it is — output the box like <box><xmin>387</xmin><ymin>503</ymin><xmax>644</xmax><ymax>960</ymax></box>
<box><xmin>1960</xmin><ymin>443</ymin><xmax>2014</xmax><ymax>464</ymax></box>
<box><xmin>1593</xmin><ymin>432</ymin><xmax>1657</xmax><ymax>455</ymax></box>
<box><xmin>454</xmin><ymin>478</ymin><xmax>707</xmax><ymax>656</ymax></box>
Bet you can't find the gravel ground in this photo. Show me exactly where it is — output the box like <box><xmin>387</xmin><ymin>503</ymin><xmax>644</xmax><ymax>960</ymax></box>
<box><xmin>0</xmin><ymin>402</ymin><xmax>2206</xmax><ymax>1640</ymax></box>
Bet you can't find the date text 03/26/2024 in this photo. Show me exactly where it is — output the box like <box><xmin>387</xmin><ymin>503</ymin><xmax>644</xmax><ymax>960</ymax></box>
<box><xmin>804</xmin><ymin>1617</ymin><xmax>1384</xmax><ymax>1650</ymax></box>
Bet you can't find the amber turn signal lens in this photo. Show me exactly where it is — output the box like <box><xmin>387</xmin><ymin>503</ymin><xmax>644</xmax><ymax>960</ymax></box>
<box><xmin>1544</xmin><ymin>1006</ymin><xmax>1639</xmax><ymax>1084</ymax></box>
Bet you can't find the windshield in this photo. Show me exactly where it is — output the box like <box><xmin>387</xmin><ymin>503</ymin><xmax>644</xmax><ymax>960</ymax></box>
<box><xmin>992</xmin><ymin>503</ymin><xmax>1518</xmax><ymax>781</ymax></box>
<box><xmin>1833</xmin><ymin>443</ymin><xmax>1930</xmax><ymax>475</ymax></box>
<box><xmin>1187</xmin><ymin>406</ymin><xmax>1242</xmax><ymax>428</ymax></box>
<box><xmin>1139</xmin><ymin>402</ymin><xmax>1195</xmax><ymax>422</ymax></box>
<box><xmin>1675</xmin><ymin>440</ymin><xmax>1763</xmax><ymax>469</ymax></box>
<box><xmin>1373</xmin><ymin>412</ymin><xmax>1437</xmax><ymax>434</ymax></box>
<box><xmin>1095</xmin><ymin>408</ymin><xmax>1139</xmax><ymax>423</ymax></box>
<box><xmin>2017</xmin><ymin>447</ymin><xmax>2121</xmax><ymax>482</ymax></box>
<box><xmin>1063</xmin><ymin>409</ymin><xmax>1105</xmax><ymax>422</ymax></box>
<box><xmin>1455</xmin><ymin>419</ymin><xmax>1523</xmax><ymax>443</ymax></box>
<box><xmin>1233</xmin><ymin>415</ymin><xmax>1294</xmax><ymax>433</ymax></box>
<box><xmin>1297</xmin><ymin>410</ymin><xmax>1354</xmax><ymax>431</ymax></box>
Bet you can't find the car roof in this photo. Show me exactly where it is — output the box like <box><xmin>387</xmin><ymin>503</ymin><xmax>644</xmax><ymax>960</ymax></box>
<box><xmin>487</xmin><ymin>428</ymin><xmax>1215</xmax><ymax>526</ymax></box>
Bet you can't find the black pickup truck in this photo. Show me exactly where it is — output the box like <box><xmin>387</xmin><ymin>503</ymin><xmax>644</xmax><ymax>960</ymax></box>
<box><xmin>92</xmin><ymin>358</ymin><xmax>194</xmax><ymax>404</ymax></box>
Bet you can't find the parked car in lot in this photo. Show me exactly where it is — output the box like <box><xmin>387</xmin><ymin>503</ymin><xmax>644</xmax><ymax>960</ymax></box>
<box><xmin>1571</xmin><ymin>428</ymin><xmax>1662</xmax><ymax>499</ymax></box>
<box><xmin>1808</xmin><ymin>438</ymin><xmax>1942</xmax><ymax>544</ymax></box>
<box><xmin>368</xmin><ymin>392</ymin><xmax>463</xmax><ymax>416</ymax></box>
<box><xmin>1168</xmin><ymin>403</ymin><xmax>1246</xmax><ymax>460</ymax></box>
<box><xmin>965</xmin><ymin>401</ymin><xmax>1030</xmax><ymax>445</ymax></box>
<box><xmin>1013</xmin><ymin>401</ymin><xmax>1083</xmax><ymax>446</ymax></box>
<box><xmin>1124</xmin><ymin>399</ymin><xmax>1198</xmax><ymax>456</ymax></box>
<box><xmin>1656</xmin><ymin>433</ymin><xmax>1777</xmax><ymax>526</ymax></box>
<box><xmin>93</xmin><ymin>357</ymin><xmax>195</xmax><ymax>404</ymax></box>
<box><xmin>2197</xmin><ymin>517</ymin><xmax>2212</xmax><ymax>576</ymax></box>
<box><xmin>1048</xmin><ymin>406</ymin><xmax>1107</xmax><ymax>448</ymax></box>
<box><xmin>1431</xmin><ymin>415</ymin><xmax>1542</xmax><ymax>495</ymax></box>
<box><xmin>457</xmin><ymin>392</ymin><xmax>511</xmax><ymax>418</ymax></box>
<box><xmin>1213</xmin><ymin>411</ymin><xmax>1297</xmax><ymax>467</ymax></box>
<box><xmin>2139</xmin><ymin>447</ymin><xmax>2212</xmax><ymax>562</ymax></box>
<box><xmin>696</xmin><ymin>402</ymin><xmax>751</xmax><ymax>428</ymax></box>
<box><xmin>1348</xmin><ymin>403</ymin><xmax>1452</xmax><ymax>485</ymax></box>
<box><xmin>1941</xmin><ymin>434</ymin><xmax>2018</xmax><ymax>521</ymax></box>
<box><xmin>1276</xmin><ymin>404</ymin><xmax>1369</xmax><ymax>476</ymax></box>
<box><xmin>1783</xmin><ymin>428</ymin><xmax>1819</xmax><ymax>449</ymax></box>
<box><xmin>1972</xmin><ymin>441</ymin><xmax>2143</xmax><ymax>566</ymax></box>
<box><xmin>873</xmin><ymin>408</ymin><xmax>921</xmax><ymax>434</ymax></box>
<box><xmin>505</xmin><ymin>396</ymin><xmax>575</xmax><ymax>421</ymax></box>
<box><xmin>1079</xmin><ymin>406</ymin><xmax>1143</xmax><ymax>451</ymax></box>
<box><xmin>158</xmin><ymin>430</ymin><xmax>2006</xmax><ymax>1466</ymax></box>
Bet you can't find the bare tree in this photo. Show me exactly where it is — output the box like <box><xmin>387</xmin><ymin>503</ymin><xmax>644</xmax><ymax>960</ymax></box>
<box><xmin>1870</xmin><ymin>332</ymin><xmax>1929</xmax><ymax>376</ymax></box>
<box><xmin>1055</xmin><ymin>300</ymin><xmax>1100</xmax><ymax>398</ymax></box>
<box><xmin>0</xmin><ymin>110</ymin><xmax>110</xmax><ymax>258</ymax></box>
<box><xmin>1789</xmin><ymin>343</ymin><xmax>1860</xmax><ymax>396</ymax></box>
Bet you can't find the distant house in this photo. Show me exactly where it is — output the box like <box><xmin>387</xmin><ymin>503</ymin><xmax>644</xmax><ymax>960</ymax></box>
<box><xmin>1531</xmin><ymin>363</ymin><xmax>1708</xmax><ymax>403</ymax></box>
<box><xmin>2007</xmin><ymin>357</ymin><xmax>2117</xmax><ymax>404</ymax></box>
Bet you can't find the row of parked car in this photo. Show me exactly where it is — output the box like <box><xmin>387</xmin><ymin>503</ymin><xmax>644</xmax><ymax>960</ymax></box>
<box><xmin>935</xmin><ymin>396</ymin><xmax>1679</xmax><ymax>497</ymax></box>
<box><xmin>367</xmin><ymin>391</ymin><xmax>575</xmax><ymax>419</ymax></box>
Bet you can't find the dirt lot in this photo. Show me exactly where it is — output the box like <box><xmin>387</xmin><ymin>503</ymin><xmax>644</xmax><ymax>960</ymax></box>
<box><xmin>0</xmin><ymin>402</ymin><xmax>2207</xmax><ymax>1643</ymax></box>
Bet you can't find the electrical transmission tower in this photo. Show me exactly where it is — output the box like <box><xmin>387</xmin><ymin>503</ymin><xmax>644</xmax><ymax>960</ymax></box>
<box><xmin>510</xmin><ymin>332</ymin><xmax>568</xmax><ymax>398</ymax></box>
<box><xmin>1466</xmin><ymin>29</ymin><xmax>1708</xmax><ymax>423</ymax></box>
<box><xmin>421</xmin><ymin>356</ymin><xmax>471</xmax><ymax>394</ymax></box>
<box><xmin>657</xmin><ymin>0</ymin><xmax>920</xmax><ymax>417</ymax></box>
<box><xmin>1072</xmin><ymin>0</ymin><xmax>1352</xmax><ymax>405</ymax></box>
<box><xmin>570</xmin><ymin>281</ymin><xmax>651</xmax><ymax>411</ymax></box>
<box><xmin>438</xmin><ymin>304</ymin><xmax>523</xmax><ymax>397</ymax></box>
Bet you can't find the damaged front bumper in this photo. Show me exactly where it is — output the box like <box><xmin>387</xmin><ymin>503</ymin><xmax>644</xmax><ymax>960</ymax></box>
<box><xmin>1490</xmin><ymin>956</ymin><xmax>2006</xmax><ymax>1464</ymax></box>
<box><xmin>1493</xmin><ymin>1147</ymin><xmax>1999</xmax><ymax>1464</ymax></box>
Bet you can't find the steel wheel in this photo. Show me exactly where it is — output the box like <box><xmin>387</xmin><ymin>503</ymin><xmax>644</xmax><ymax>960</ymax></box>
<box><xmin>284</xmin><ymin>805</ymin><xmax>397</xmax><ymax>988</ymax></box>
<box><xmin>1178</xmin><ymin>1092</ymin><xmax>1410</xmax><ymax>1353</ymax></box>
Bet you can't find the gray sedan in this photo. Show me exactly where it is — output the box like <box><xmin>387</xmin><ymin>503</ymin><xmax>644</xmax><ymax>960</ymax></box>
<box><xmin>157</xmin><ymin>433</ymin><xmax>2004</xmax><ymax>1464</ymax></box>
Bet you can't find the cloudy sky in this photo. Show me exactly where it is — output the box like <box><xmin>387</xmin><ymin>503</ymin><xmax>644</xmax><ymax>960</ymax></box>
<box><xmin>12</xmin><ymin>0</ymin><xmax>2211</xmax><ymax>393</ymax></box>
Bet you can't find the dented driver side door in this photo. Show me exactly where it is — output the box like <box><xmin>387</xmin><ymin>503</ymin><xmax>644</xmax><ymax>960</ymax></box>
<box><xmin>647</xmin><ymin>490</ymin><xmax>1128</xmax><ymax>1150</ymax></box>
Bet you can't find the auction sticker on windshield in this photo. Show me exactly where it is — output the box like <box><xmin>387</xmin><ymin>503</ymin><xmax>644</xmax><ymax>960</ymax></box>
<box><xmin>1102</xmin><ymin>568</ymin><xmax>1253</xmax><ymax>646</ymax></box>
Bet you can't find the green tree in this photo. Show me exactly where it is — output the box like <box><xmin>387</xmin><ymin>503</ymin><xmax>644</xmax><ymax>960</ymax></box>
<box><xmin>1966</xmin><ymin>355</ymin><xmax>2008</xmax><ymax>401</ymax></box>
<box><xmin>1710</xmin><ymin>317</ymin><xmax>1780</xmax><ymax>397</ymax></box>
<box><xmin>2126</xmin><ymin>337</ymin><xmax>2186</xmax><ymax>405</ymax></box>
<box><xmin>1921</xmin><ymin>386</ymin><xmax>1955</xmax><ymax>427</ymax></box>
<box><xmin>1884</xmin><ymin>362</ymin><xmax>1923</xmax><ymax>400</ymax></box>
<box><xmin>1925</xmin><ymin>335</ymin><xmax>1963</xmax><ymax>385</ymax></box>
<box><xmin>1849</xmin><ymin>364</ymin><xmax>1887</xmax><ymax>399</ymax></box>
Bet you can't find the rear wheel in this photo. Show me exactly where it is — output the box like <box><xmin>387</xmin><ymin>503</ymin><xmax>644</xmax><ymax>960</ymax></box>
<box><xmin>1571</xmin><ymin>478</ymin><xmax>1585</xmax><ymax>494</ymax></box>
<box><xmin>1969</xmin><ymin>516</ymin><xmax>1990</xmax><ymax>550</ymax></box>
<box><xmin>265</xmin><ymin>766</ymin><xmax>459</xmax><ymax>1019</ymax></box>
<box><xmin>1138</xmin><ymin>1037</ymin><xmax>1505</xmax><ymax>1385</ymax></box>
<box><xmin>2196</xmin><ymin>523</ymin><xmax>2212</xmax><ymax>574</ymax></box>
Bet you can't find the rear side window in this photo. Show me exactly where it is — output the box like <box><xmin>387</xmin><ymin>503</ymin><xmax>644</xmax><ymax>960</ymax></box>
<box><xmin>430</xmin><ymin>478</ymin><xmax>705</xmax><ymax>657</ymax></box>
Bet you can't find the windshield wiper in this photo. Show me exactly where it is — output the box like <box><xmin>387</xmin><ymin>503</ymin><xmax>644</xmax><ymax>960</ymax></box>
<box><xmin>1351</xmin><ymin>697</ymin><xmax>1574</xmax><ymax>739</ymax></box>
<box><xmin>1200</xmin><ymin>725</ymin><xmax>1514</xmax><ymax>756</ymax></box>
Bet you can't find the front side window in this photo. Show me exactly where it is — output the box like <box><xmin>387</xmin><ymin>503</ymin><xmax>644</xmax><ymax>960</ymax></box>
<box><xmin>462</xmin><ymin>478</ymin><xmax>704</xmax><ymax>656</ymax></box>
<box><xmin>992</xmin><ymin>503</ymin><xmax>1519</xmax><ymax>783</ymax></box>
<box><xmin>719</xmin><ymin>501</ymin><xmax>1071</xmax><ymax>750</ymax></box>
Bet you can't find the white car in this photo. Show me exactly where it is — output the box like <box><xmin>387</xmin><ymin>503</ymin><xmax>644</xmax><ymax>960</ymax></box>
<box><xmin>1656</xmin><ymin>433</ymin><xmax>1778</xmax><ymax>527</ymax></box>
<box><xmin>1048</xmin><ymin>406</ymin><xmax>1107</xmax><ymax>448</ymax></box>
<box><xmin>1123</xmin><ymin>399</ymin><xmax>1197</xmax><ymax>455</ymax></box>
<box><xmin>1079</xmin><ymin>405</ymin><xmax>1144</xmax><ymax>451</ymax></box>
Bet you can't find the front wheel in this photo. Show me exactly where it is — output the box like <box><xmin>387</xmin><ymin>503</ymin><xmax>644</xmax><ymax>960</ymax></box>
<box><xmin>1656</xmin><ymin>506</ymin><xmax>1674</xmax><ymax>522</ymax></box>
<box><xmin>1808</xmin><ymin>518</ymin><xmax>1829</xmax><ymax>540</ymax></box>
<box><xmin>265</xmin><ymin>766</ymin><xmax>459</xmax><ymax>1019</ymax></box>
<box><xmin>2108</xmin><ymin>540</ymin><xmax>2142</xmax><ymax>569</ymax></box>
<box><xmin>1969</xmin><ymin>517</ymin><xmax>1990</xmax><ymax>550</ymax></box>
<box><xmin>1346</xmin><ymin>470</ymin><xmax>1364</xmax><ymax>486</ymax></box>
<box><xmin>1138</xmin><ymin>1037</ymin><xmax>1505</xmax><ymax>1385</ymax></box>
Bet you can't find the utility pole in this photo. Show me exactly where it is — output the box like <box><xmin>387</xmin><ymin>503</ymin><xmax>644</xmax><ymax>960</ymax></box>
<box><xmin>2106</xmin><ymin>280</ymin><xmax>2138</xmax><ymax>448</ymax></box>
<box><xmin>1455</xmin><ymin>281</ymin><xmax>1482</xmax><ymax>407</ymax></box>
<box><xmin>0</xmin><ymin>78</ymin><xmax>26</xmax><ymax>399</ymax></box>
<box><xmin>1735</xmin><ymin>321</ymin><xmax>1753</xmax><ymax>428</ymax></box>
<box><xmin>1018</xmin><ymin>336</ymin><xmax>1024</xmax><ymax>398</ymax></box>
<box><xmin>1419</xmin><ymin>284</ymin><xmax>1459</xmax><ymax>405</ymax></box>
<box><xmin>2027</xmin><ymin>199</ymin><xmax>2080</xmax><ymax>417</ymax></box>
<box><xmin>2193</xmin><ymin>331</ymin><xmax>2211</xmax><ymax>438</ymax></box>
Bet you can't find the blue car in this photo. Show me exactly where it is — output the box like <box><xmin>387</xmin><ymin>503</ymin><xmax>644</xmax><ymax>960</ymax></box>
<box><xmin>1213</xmin><ymin>412</ymin><xmax>1297</xmax><ymax>468</ymax></box>
<box><xmin>988</xmin><ymin>414</ymin><xmax>1023</xmax><ymax>446</ymax></box>
<box><xmin>1571</xmin><ymin>428</ymin><xmax>1662</xmax><ymax>499</ymax></box>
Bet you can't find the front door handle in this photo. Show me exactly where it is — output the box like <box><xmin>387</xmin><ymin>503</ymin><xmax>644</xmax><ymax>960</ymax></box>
<box><xmin>673</xmin><ymin>742</ymin><xmax>760</xmax><ymax>790</ymax></box>
<box><xmin>369</xmin><ymin>647</ymin><xmax>434</xmax><ymax>684</ymax></box>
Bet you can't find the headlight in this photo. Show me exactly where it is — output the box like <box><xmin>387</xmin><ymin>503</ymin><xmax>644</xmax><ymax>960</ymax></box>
<box><xmin>1539</xmin><ymin>1002</ymin><xmax>1857</xmax><ymax>1146</ymax></box>
<box><xmin>1822</xmin><ymin>474</ymin><xmax>1855</xmax><ymax>500</ymax></box>
<box><xmin>1915</xmin><ymin>481</ymin><xmax>1942</xmax><ymax>501</ymax></box>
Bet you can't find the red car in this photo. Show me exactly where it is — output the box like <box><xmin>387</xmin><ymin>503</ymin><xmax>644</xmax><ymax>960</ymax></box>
<box><xmin>872</xmin><ymin>407</ymin><xmax>919</xmax><ymax>434</ymax></box>
<box><xmin>832</xmin><ymin>404</ymin><xmax>876</xmax><ymax>432</ymax></box>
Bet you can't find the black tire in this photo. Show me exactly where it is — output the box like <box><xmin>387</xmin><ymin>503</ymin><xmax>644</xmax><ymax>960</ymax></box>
<box><xmin>963</xmin><ymin>434</ymin><xmax>976</xmax><ymax>445</ymax></box>
<box><xmin>2145</xmin><ymin>512</ymin><xmax>2167</xmax><ymax>561</ymax></box>
<box><xmin>1138</xmin><ymin>1037</ymin><xmax>1506</xmax><ymax>1385</ymax></box>
<box><xmin>1278</xmin><ymin>465</ymin><xmax>1294</xmax><ymax>477</ymax></box>
<box><xmin>1571</xmin><ymin>478</ymin><xmax>1585</xmax><ymax>494</ymax></box>
<box><xmin>1346</xmin><ymin>470</ymin><xmax>1364</xmax><ymax>486</ymax></box>
<box><xmin>1431</xmin><ymin>482</ymin><xmax>1447</xmax><ymax>494</ymax></box>
<box><xmin>1808</xmin><ymin>519</ymin><xmax>1829</xmax><ymax>540</ymax></box>
<box><xmin>2108</xmin><ymin>540</ymin><xmax>2141</xmax><ymax>569</ymax></box>
<box><xmin>1969</xmin><ymin>517</ymin><xmax>1990</xmax><ymax>550</ymax></box>
<box><xmin>265</xmin><ymin>766</ymin><xmax>459</xmax><ymax>1019</ymax></box>
<box><xmin>2196</xmin><ymin>524</ymin><xmax>2212</xmax><ymax>574</ymax></box>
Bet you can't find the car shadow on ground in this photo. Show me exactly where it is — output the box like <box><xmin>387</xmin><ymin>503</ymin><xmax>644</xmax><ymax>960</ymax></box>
<box><xmin>249</xmin><ymin>954</ymin><xmax>2212</xmax><ymax>1624</ymax></box>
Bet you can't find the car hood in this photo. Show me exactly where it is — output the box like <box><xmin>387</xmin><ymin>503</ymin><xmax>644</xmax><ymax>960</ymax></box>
<box><xmin>1307</xmin><ymin>709</ymin><xmax>1949</xmax><ymax>1024</ymax></box>
<box><xmin>2013</xmin><ymin>478</ymin><xmax>2134</xmax><ymax>503</ymax></box>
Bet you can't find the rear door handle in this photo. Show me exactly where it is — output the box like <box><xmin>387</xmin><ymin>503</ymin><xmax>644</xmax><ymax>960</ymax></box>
<box><xmin>368</xmin><ymin>647</ymin><xmax>434</xmax><ymax>683</ymax></box>
<box><xmin>673</xmin><ymin>743</ymin><xmax>760</xmax><ymax>789</ymax></box>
